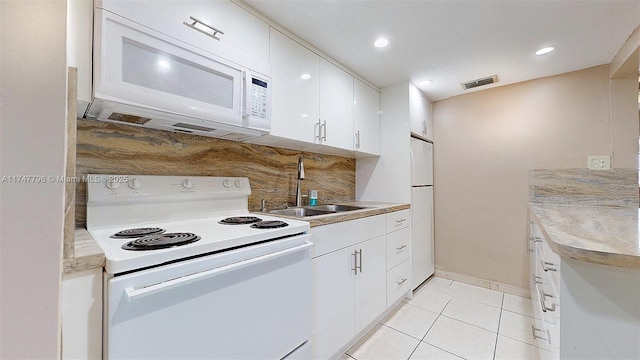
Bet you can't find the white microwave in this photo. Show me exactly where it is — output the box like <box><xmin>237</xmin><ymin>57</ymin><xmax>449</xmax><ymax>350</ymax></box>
<box><xmin>86</xmin><ymin>9</ymin><xmax>271</xmax><ymax>140</ymax></box>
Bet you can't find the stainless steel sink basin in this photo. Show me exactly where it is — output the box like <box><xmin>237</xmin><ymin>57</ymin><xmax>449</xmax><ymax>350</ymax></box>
<box><xmin>312</xmin><ymin>204</ymin><xmax>367</xmax><ymax>212</ymax></box>
<box><xmin>269</xmin><ymin>208</ymin><xmax>335</xmax><ymax>217</ymax></box>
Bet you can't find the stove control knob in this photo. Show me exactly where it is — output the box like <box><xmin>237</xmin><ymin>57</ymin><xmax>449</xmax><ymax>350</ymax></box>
<box><xmin>234</xmin><ymin>179</ymin><xmax>243</xmax><ymax>188</ymax></box>
<box><xmin>181</xmin><ymin>179</ymin><xmax>194</xmax><ymax>189</ymax></box>
<box><xmin>223</xmin><ymin>179</ymin><xmax>232</xmax><ymax>188</ymax></box>
<box><xmin>128</xmin><ymin>178</ymin><xmax>141</xmax><ymax>189</ymax></box>
<box><xmin>105</xmin><ymin>179</ymin><xmax>120</xmax><ymax>190</ymax></box>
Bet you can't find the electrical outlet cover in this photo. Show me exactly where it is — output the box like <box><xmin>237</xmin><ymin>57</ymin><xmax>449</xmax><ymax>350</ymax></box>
<box><xmin>587</xmin><ymin>155</ymin><xmax>611</xmax><ymax>170</ymax></box>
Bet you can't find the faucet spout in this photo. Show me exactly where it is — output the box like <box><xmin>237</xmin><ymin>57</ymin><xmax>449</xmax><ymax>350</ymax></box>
<box><xmin>295</xmin><ymin>156</ymin><xmax>305</xmax><ymax>206</ymax></box>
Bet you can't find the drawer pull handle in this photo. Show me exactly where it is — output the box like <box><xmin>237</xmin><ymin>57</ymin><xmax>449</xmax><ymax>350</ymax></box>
<box><xmin>397</xmin><ymin>278</ymin><xmax>407</xmax><ymax>286</ymax></box>
<box><xmin>532</xmin><ymin>236</ymin><xmax>543</xmax><ymax>243</ymax></box>
<box><xmin>396</xmin><ymin>244</ymin><xmax>407</xmax><ymax>250</ymax></box>
<box><xmin>540</xmin><ymin>260</ymin><xmax>557</xmax><ymax>272</ymax></box>
<box><xmin>183</xmin><ymin>16</ymin><xmax>224</xmax><ymax>41</ymax></box>
<box><xmin>538</xmin><ymin>287</ymin><xmax>557</xmax><ymax>312</ymax></box>
<box><xmin>532</xmin><ymin>275</ymin><xmax>543</xmax><ymax>285</ymax></box>
<box><xmin>395</xmin><ymin>219</ymin><xmax>406</xmax><ymax>223</ymax></box>
<box><xmin>531</xmin><ymin>325</ymin><xmax>548</xmax><ymax>341</ymax></box>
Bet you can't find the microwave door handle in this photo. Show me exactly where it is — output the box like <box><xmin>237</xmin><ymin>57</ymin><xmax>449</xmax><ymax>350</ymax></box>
<box><xmin>242</xmin><ymin>71</ymin><xmax>249</xmax><ymax>119</ymax></box>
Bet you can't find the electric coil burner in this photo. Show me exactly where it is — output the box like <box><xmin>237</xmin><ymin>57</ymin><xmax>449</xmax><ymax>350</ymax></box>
<box><xmin>121</xmin><ymin>232</ymin><xmax>201</xmax><ymax>251</ymax></box>
<box><xmin>110</xmin><ymin>227</ymin><xmax>166</xmax><ymax>238</ymax></box>
<box><xmin>218</xmin><ymin>216</ymin><xmax>262</xmax><ymax>225</ymax></box>
<box><xmin>250</xmin><ymin>220</ymin><xmax>289</xmax><ymax>229</ymax></box>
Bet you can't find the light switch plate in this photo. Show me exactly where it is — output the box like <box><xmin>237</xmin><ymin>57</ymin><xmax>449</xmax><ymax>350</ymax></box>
<box><xmin>587</xmin><ymin>155</ymin><xmax>611</xmax><ymax>170</ymax></box>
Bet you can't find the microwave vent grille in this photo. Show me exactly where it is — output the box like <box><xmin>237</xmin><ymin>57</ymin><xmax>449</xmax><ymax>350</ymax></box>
<box><xmin>108</xmin><ymin>113</ymin><xmax>152</xmax><ymax>125</ymax></box>
<box><xmin>172</xmin><ymin>123</ymin><xmax>215</xmax><ymax>132</ymax></box>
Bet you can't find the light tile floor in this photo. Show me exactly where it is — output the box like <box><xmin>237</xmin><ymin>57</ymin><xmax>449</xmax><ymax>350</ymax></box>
<box><xmin>344</xmin><ymin>277</ymin><xmax>554</xmax><ymax>360</ymax></box>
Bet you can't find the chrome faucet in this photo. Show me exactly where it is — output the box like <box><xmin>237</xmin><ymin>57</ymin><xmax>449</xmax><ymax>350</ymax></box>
<box><xmin>295</xmin><ymin>156</ymin><xmax>305</xmax><ymax>207</ymax></box>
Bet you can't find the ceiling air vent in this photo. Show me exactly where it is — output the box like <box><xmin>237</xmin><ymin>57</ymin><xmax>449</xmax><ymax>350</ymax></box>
<box><xmin>461</xmin><ymin>75</ymin><xmax>498</xmax><ymax>90</ymax></box>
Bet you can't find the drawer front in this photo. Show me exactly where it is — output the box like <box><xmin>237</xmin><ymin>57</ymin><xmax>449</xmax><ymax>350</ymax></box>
<box><xmin>535</xmin><ymin>242</ymin><xmax>560</xmax><ymax>297</ymax></box>
<box><xmin>534</xmin><ymin>283</ymin><xmax>560</xmax><ymax>325</ymax></box>
<box><xmin>386</xmin><ymin>227</ymin><xmax>410</xmax><ymax>270</ymax></box>
<box><xmin>386</xmin><ymin>258</ymin><xmax>411</xmax><ymax>306</ymax></box>
<box><xmin>310</xmin><ymin>215</ymin><xmax>385</xmax><ymax>258</ymax></box>
<box><xmin>386</xmin><ymin>209</ymin><xmax>410</xmax><ymax>233</ymax></box>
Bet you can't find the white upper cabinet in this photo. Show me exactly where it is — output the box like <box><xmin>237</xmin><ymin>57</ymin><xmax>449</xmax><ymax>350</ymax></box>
<box><xmin>318</xmin><ymin>59</ymin><xmax>355</xmax><ymax>150</ymax></box>
<box><xmin>97</xmin><ymin>0</ymin><xmax>270</xmax><ymax>74</ymax></box>
<box><xmin>269</xmin><ymin>29</ymin><xmax>320</xmax><ymax>143</ymax></box>
<box><xmin>68</xmin><ymin>0</ymin><xmax>93</xmax><ymax>116</ymax></box>
<box><xmin>409</xmin><ymin>83</ymin><xmax>433</xmax><ymax>141</ymax></box>
<box><xmin>353</xmin><ymin>79</ymin><xmax>381</xmax><ymax>155</ymax></box>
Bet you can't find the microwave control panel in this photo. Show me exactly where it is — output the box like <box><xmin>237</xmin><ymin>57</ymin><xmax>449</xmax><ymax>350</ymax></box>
<box><xmin>249</xmin><ymin>77</ymin><xmax>269</xmax><ymax>120</ymax></box>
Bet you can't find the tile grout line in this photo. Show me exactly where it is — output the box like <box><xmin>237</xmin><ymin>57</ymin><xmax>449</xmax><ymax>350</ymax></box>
<box><xmin>493</xmin><ymin>293</ymin><xmax>505</xmax><ymax>360</ymax></box>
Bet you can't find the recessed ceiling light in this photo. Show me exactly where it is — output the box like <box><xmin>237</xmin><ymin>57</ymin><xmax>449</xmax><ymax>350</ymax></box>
<box><xmin>419</xmin><ymin>80</ymin><xmax>433</xmax><ymax>86</ymax></box>
<box><xmin>300</xmin><ymin>73</ymin><xmax>311</xmax><ymax>80</ymax></box>
<box><xmin>374</xmin><ymin>38</ymin><xmax>389</xmax><ymax>48</ymax></box>
<box><xmin>535</xmin><ymin>47</ymin><xmax>554</xmax><ymax>56</ymax></box>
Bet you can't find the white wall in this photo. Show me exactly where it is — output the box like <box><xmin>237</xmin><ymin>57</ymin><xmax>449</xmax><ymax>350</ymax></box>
<box><xmin>433</xmin><ymin>65</ymin><xmax>637</xmax><ymax>289</ymax></box>
<box><xmin>356</xmin><ymin>81</ymin><xmax>411</xmax><ymax>203</ymax></box>
<box><xmin>0</xmin><ymin>0</ymin><xmax>67</xmax><ymax>357</ymax></box>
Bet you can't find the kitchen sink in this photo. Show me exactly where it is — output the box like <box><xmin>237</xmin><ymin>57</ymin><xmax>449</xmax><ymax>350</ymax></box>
<box><xmin>312</xmin><ymin>204</ymin><xmax>367</xmax><ymax>212</ymax></box>
<box><xmin>269</xmin><ymin>208</ymin><xmax>336</xmax><ymax>217</ymax></box>
<box><xmin>268</xmin><ymin>204</ymin><xmax>368</xmax><ymax>218</ymax></box>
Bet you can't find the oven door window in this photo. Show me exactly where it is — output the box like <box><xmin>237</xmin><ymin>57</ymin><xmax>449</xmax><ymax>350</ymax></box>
<box><xmin>105</xmin><ymin>237</ymin><xmax>311</xmax><ymax>359</ymax></box>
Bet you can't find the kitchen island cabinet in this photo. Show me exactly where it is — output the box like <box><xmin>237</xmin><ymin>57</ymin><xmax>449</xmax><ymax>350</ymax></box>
<box><xmin>528</xmin><ymin>204</ymin><xmax>639</xmax><ymax>360</ymax></box>
<box><xmin>527</xmin><ymin>169</ymin><xmax>639</xmax><ymax>360</ymax></box>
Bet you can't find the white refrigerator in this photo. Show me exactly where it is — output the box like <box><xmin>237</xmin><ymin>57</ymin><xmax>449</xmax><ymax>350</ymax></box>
<box><xmin>410</xmin><ymin>137</ymin><xmax>435</xmax><ymax>290</ymax></box>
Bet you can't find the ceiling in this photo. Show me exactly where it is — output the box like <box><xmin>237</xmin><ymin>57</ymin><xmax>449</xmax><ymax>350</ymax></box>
<box><xmin>243</xmin><ymin>0</ymin><xmax>640</xmax><ymax>101</ymax></box>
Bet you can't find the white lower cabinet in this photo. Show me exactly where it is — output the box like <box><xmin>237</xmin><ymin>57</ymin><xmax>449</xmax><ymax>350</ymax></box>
<box><xmin>310</xmin><ymin>215</ymin><xmax>386</xmax><ymax>359</ymax></box>
<box><xmin>61</xmin><ymin>268</ymin><xmax>102</xmax><ymax>360</ymax></box>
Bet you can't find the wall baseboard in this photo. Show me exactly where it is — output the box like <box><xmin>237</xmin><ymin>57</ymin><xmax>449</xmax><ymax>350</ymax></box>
<box><xmin>434</xmin><ymin>269</ymin><xmax>530</xmax><ymax>299</ymax></box>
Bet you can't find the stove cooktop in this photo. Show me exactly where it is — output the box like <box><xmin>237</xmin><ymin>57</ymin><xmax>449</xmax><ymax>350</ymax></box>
<box><xmin>90</xmin><ymin>213</ymin><xmax>310</xmax><ymax>274</ymax></box>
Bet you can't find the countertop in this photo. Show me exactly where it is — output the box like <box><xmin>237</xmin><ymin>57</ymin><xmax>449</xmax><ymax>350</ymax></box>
<box><xmin>254</xmin><ymin>201</ymin><xmax>410</xmax><ymax>227</ymax></box>
<box><xmin>63</xmin><ymin>229</ymin><xmax>106</xmax><ymax>274</ymax></box>
<box><xmin>529</xmin><ymin>203</ymin><xmax>639</xmax><ymax>270</ymax></box>
<box><xmin>64</xmin><ymin>201</ymin><xmax>410</xmax><ymax>274</ymax></box>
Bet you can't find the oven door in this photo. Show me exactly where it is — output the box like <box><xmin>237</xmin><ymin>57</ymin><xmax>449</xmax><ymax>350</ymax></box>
<box><xmin>104</xmin><ymin>234</ymin><xmax>312</xmax><ymax>359</ymax></box>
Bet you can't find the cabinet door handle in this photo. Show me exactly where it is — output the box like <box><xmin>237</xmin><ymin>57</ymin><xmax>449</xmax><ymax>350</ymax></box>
<box><xmin>351</xmin><ymin>250</ymin><xmax>358</xmax><ymax>274</ymax></box>
<box><xmin>396</xmin><ymin>244</ymin><xmax>407</xmax><ymax>250</ymax></box>
<box><xmin>358</xmin><ymin>248</ymin><xmax>363</xmax><ymax>273</ymax></box>
<box><xmin>397</xmin><ymin>278</ymin><xmax>407</xmax><ymax>286</ymax></box>
<box><xmin>538</xmin><ymin>287</ymin><xmax>557</xmax><ymax>312</ymax></box>
<box><xmin>314</xmin><ymin>120</ymin><xmax>321</xmax><ymax>143</ymax></box>
<box><xmin>531</xmin><ymin>325</ymin><xmax>548</xmax><ymax>341</ymax></box>
<box><xmin>183</xmin><ymin>16</ymin><xmax>224</xmax><ymax>41</ymax></box>
<box><xmin>540</xmin><ymin>260</ymin><xmax>557</xmax><ymax>272</ymax></box>
<box><xmin>532</xmin><ymin>236</ymin><xmax>543</xmax><ymax>243</ymax></box>
<box><xmin>321</xmin><ymin>120</ymin><xmax>327</xmax><ymax>141</ymax></box>
<box><xmin>355</xmin><ymin>130</ymin><xmax>360</xmax><ymax>149</ymax></box>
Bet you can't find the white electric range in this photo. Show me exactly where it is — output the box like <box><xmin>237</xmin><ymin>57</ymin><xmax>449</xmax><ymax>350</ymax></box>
<box><xmin>87</xmin><ymin>174</ymin><xmax>312</xmax><ymax>359</ymax></box>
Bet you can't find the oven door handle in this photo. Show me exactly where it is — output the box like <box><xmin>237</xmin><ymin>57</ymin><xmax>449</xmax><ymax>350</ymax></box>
<box><xmin>124</xmin><ymin>241</ymin><xmax>313</xmax><ymax>302</ymax></box>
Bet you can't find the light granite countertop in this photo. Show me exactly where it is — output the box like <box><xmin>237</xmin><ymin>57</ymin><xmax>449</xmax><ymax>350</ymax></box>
<box><xmin>63</xmin><ymin>229</ymin><xmax>105</xmax><ymax>274</ymax></box>
<box><xmin>253</xmin><ymin>201</ymin><xmax>410</xmax><ymax>227</ymax></box>
<box><xmin>64</xmin><ymin>202</ymin><xmax>410</xmax><ymax>274</ymax></box>
<box><xmin>529</xmin><ymin>204</ymin><xmax>639</xmax><ymax>270</ymax></box>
